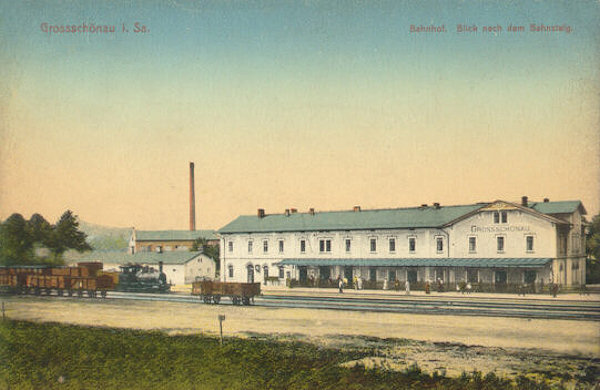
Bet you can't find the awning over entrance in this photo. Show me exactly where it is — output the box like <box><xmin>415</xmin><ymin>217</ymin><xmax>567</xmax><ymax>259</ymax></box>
<box><xmin>277</xmin><ymin>258</ymin><xmax>552</xmax><ymax>268</ymax></box>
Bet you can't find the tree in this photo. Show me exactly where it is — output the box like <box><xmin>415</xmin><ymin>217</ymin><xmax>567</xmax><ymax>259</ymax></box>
<box><xmin>0</xmin><ymin>213</ymin><xmax>34</xmax><ymax>265</ymax></box>
<box><xmin>586</xmin><ymin>214</ymin><xmax>600</xmax><ymax>284</ymax></box>
<box><xmin>29</xmin><ymin>213</ymin><xmax>53</xmax><ymax>247</ymax></box>
<box><xmin>191</xmin><ymin>237</ymin><xmax>220</xmax><ymax>271</ymax></box>
<box><xmin>46</xmin><ymin>210</ymin><xmax>92</xmax><ymax>262</ymax></box>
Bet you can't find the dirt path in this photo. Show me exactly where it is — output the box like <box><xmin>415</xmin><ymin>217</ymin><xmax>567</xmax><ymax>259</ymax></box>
<box><xmin>4</xmin><ymin>296</ymin><xmax>599</xmax><ymax>356</ymax></box>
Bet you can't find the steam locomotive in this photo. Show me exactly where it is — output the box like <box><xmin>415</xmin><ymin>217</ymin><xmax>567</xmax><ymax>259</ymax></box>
<box><xmin>116</xmin><ymin>261</ymin><xmax>170</xmax><ymax>293</ymax></box>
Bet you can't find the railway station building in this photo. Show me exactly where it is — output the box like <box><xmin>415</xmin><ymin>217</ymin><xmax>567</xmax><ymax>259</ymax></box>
<box><xmin>217</xmin><ymin>197</ymin><xmax>587</xmax><ymax>291</ymax></box>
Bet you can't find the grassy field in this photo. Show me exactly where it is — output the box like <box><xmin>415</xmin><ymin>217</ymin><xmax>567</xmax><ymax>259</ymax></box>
<box><xmin>0</xmin><ymin>319</ymin><xmax>592</xmax><ymax>389</ymax></box>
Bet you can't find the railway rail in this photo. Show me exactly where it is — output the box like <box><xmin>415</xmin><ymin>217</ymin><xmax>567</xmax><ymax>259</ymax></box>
<box><xmin>8</xmin><ymin>290</ymin><xmax>598</xmax><ymax>321</ymax></box>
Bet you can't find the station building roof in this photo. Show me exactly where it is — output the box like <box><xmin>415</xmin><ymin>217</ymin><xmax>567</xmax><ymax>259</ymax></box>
<box><xmin>218</xmin><ymin>200</ymin><xmax>583</xmax><ymax>234</ymax></box>
<box><xmin>528</xmin><ymin>200</ymin><xmax>586</xmax><ymax>216</ymax></box>
<box><xmin>219</xmin><ymin>204</ymin><xmax>484</xmax><ymax>234</ymax></box>
<box><xmin>278</xmin><ymin>258</ymin><xmax>552</xmax><ymax>268</ymax></box>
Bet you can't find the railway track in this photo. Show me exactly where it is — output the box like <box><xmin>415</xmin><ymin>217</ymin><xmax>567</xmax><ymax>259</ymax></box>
<box><xmin>90</xmin><ymin>291</ymin><xmax>600</xmax><ymax>321</ymax></box>
<box><xmin>7</xmin><ymin>291</ymin><xmax>598</xmax><ymax>321</ymax></box>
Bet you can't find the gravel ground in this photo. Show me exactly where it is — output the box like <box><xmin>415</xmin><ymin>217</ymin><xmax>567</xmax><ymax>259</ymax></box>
<box><xmin>4</xmin><ymin>295</ymin><xmax>599</xmax><ymax>383</ymax></box>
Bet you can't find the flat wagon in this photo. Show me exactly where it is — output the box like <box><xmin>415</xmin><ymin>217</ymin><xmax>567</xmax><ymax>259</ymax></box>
<box><xmin>191</xmin><ymin>280</ymin><xmax>261</xmax><ymax>305</ymax></box>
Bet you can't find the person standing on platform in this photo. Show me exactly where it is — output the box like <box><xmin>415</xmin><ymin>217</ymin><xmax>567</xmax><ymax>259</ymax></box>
<box><xmin>338</xmin><ymin>277</ymin><xmax>344</xmax><ymax>294</ymax></box>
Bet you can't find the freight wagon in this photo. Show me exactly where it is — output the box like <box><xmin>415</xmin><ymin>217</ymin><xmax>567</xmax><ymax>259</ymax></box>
<box><xmin>0</xmin><ymin>262</ymin><xmax>115</xmax><ymax>298</ymax></box>
<box><xmin>191</xmin><ymin>280</ymin><xmax>261</xmax><ymax>305</ymax></box>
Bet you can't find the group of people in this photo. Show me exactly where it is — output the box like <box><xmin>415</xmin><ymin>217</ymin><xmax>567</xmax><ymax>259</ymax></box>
<box><xmin>331</xmin><ymin>275</ymin><xmax>564</xmax><ymax>298</ymax></box>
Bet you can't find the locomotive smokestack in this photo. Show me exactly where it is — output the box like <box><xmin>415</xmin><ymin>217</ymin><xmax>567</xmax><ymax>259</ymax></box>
<box><xmin>189</xmin><ymin>162</ymin><xmax>196</xmax><ymax>231</ymax></box>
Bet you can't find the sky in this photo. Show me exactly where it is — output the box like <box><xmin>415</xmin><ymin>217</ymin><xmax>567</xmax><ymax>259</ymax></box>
<box><xmin>1</xmin><ymin>0</ymin><xmax>599</xmax><ymax>230</ymax></box>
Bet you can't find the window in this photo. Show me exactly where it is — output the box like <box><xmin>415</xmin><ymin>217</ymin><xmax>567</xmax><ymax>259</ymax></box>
<box><xmin>228</xmin><ymin>241</ymin><xmax>233</xmax><ymax>252</ymax></box>
<box><xmin>278</xmin><ymin>240</ymin><xmax>284</xmax><ymax>253</ymax></box>
<box><xmin>228</xmin><ymin>265</ymin><xmax>234</xmax><ymax>278</ymax></box>
<box><xmin>319</xmin><ymin>239</ymin><xmax>331</xmax><ymax>253</ymax></box>
<box><xmin>493</xmin><ymin>212</ymin><xmax>500</xmax><ymax>224</ymax></box>
<box><xmin>263</xmin><ymin>240</ymin><xmax>268</xmax><ymax>253</ymax></box>
<box><xmin>436</xmin><ymin>237</ymin><xmax>444</xmax><ymax>253</ymax></box>
<box><xmin>370</xmin><ymin>238</ymin><xmax>377</xmax><ymax>252</ymax></box>
<box><xmin>279</xmin><ymin>267</ymin><xmax>284</xmax><ymax>278</ymax></box>
<box><xmin>248</xmin><ymin>241</ymin><xmax>253</xmax><ymax>254</ymax></box>
<box><xmin>300</xmin><ymin>240</ymin><xmax>306</xmax><ymax>253</ymax></box>
<box><xmin>388</xmin><ymin>270</ymin><xmax>396</xmax><ymax>281</ymax></box>
<box><xmin>369</xmin><ymin>268</ymin><xmax>377</xmax><ymax>282</ymax></box>
<box><xmin>501</xmin><ymin>211</ymin><xmax>507</xmax><ymax>223</ymax></box>
<box><xmin>389</xmin><ymin>238</ymin><xmax>396</xmax><ymax>252</ymax></box>
<box><xmin>469</xmin><ymin>237</ymin><xmax>477</xmax><ymax>253</ymax></box>
<box><xmin>524</xmin><ymin>270</ymin><xmax>536</xmax><ymax>284</ymax></box>
<box><xmin>345</xmin><ymin>239</ymin><xmax>351</xmax><ymax>252</ymax></box>
<box><xmin>408</xmin><ymin>237</ymin><xmax>416</xmax><ymax>253</ymax></box>
<box><xmin>467</xmin><ymin>269</ymin><xmax>478</xmax><ymax>283</ymax></box>
<box><xmin>497</xmin><ymin>236</ymin><xmax>505</xmax><ymax>252</ymax></box>
<box><xmin>526</xmin><ymin>236</ymin><xmax>534</xmax><ymax>252</ymax></box>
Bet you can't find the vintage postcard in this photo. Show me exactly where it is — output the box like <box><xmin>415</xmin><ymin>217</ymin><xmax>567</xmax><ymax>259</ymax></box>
<box><xmin>1</xmin><ymin>0</ymin><xmax>599</xmax><ymax>388</ymax></box>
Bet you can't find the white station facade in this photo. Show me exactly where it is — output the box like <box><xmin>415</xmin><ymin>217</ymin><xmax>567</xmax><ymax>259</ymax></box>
<box><xmin>218</xmin><ymin>198</ymin><xmax>586</xmax><ymax>290</ymax></box>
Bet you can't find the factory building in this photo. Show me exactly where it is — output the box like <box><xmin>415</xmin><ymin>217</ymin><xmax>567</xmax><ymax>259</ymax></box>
<box><xmin>129</xmin><ymin>229</ymin><xmax>218</xmax><ymax>254</ymax></box>
<box><xmin>217</xmin><ymin>197</ymin><xmax>587</xmax><ymax>291</ymax></box>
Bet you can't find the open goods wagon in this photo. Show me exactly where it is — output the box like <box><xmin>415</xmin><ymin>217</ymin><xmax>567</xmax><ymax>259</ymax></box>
<box><xmin>191</xmin><ymin>280</ymin><xmax>261</xmax><ymax>305</ymax></box>
<box><xmin>0</xmin><ymin>262</ymin><xmax>115</xmax><ymax>298</ymax></box>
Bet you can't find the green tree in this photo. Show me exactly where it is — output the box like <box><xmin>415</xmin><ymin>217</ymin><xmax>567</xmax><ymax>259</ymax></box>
<box><xmin>0</xmin><ymin>213</ymin><xmax>34</xmax><ymax>265</ymax></box>
<box><xmin>46</xmin><ymin>210</ymin><xmax>92</xmax><ymax>262</ymax></box>
<box><xmin>29</xmin><ymin>213</ymin><xmax>52</xmax><ymax>247</ymax></box>
<box><xmin>586</xmin><ymin>214</ymin><xmax>600</xmax><ymax>284</ymax></box>
<box><xmin>191</xmin><ymin>237</ymin><xmax>220</xmax><ymax>272</ymax></box>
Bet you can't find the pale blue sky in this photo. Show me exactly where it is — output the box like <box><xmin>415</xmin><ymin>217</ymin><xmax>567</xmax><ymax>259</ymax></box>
<box><xmin>1</xmin><ymin>0</ymin><xmax>598</xmax><ymax>229</ymax></box>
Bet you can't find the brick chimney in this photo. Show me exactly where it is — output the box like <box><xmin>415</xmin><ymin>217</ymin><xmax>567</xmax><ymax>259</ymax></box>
<box><xmin>309</xmin><ymin>208</ymin><xmax>315</xmax><ymax>215</ymax></box>
<box><xmin>521</xmin><ymin>196</ymin><xmax>528</xmax><ymax>207</ymax></box>
<box><xmin>189</xmin><ymin>162</ymin><xmax>196</xmax><ymax>231</ymax></box>
<box><xmin>257</xmin><ymin>208</ymin><xmax>265</xmax><ymax>218</ymax></box>
<box><xmin>353</xmin><ymin>206</ymin><xmax>361</xmax><ymax>212</ymax></box>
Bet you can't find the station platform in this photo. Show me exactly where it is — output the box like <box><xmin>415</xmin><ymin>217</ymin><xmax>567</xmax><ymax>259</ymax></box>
<box><xmin>171</xmin><ymin>283</ymin><xmax>600</xmax><ymax>302</ymax></box>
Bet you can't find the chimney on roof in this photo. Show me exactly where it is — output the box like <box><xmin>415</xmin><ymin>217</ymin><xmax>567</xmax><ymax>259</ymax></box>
<box><xmin>189</xmin><ymin>162</ymin><xmax>196</xmax><ymax>231</ymax></box>
<box><xmin>421</xmin><ymin>204</ymin><xmax>428</xmax><ymax>208</ymax></box>
<box><xmin>290</xmin><ymin>208</ymin><xmax>297</xmax><ymax>214</ymax></box>
<box><xmin>285</xmin><ymin>209</ymin><xmax>290</xmax><ymax>216</ymax></box>
<box><xmin>309</xmin><ymin>208</ymin><xmax>315</xmax><ymax>215</ymax></box>
<box><xmin>521</xmin><ymin>196</ymin><xmax>528</xmax><ymax>207</ymax></box>
<box><xmin>433</xmin><ymin>202</ymin><xmax>440</xmax><ymax>209</ymax></box>
<box><xmin>544</xmin><ymin>198</ymin><xmax>549</xmax><ymax>203</ymax></box>
<box><xmin>257</xmin><ymin>208</ymin><xmax>265</xmax><ymax>218</ymax></box>
<box><xmin>353</xmin><ymin>206</ymin><xmax>361</xmax><ymax>212</ymax></box>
